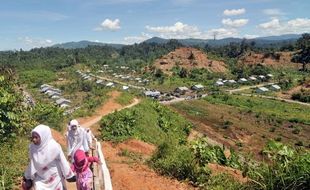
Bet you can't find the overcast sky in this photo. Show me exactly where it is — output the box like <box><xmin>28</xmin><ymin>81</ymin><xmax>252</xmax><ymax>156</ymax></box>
<box><xmin>1</xmin><ymin>0</ymin><xmax>309</xmax><ymax>50</ymax></box>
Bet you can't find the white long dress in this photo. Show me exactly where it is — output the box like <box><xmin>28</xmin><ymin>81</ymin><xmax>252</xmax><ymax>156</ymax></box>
<box><xmin>66</xmin><ymin>126</ymin><xmax>89</xmax><ymax>158</ymax></box>
<box><xmin>25</xmin><ymin>124</ymin><xmax>74</xmax><ymax>190</ymax></box>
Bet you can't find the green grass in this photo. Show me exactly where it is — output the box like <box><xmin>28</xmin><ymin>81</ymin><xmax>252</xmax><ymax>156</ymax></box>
<box><xmin>99</xmin><ymin>99</ymin><xmax>192</xmax><ymax>145</ymax></box>
<box><xmin>0</xmin><ymin>138</ymin><xmax>29</xmax><ymax>189</ymax></box>
<box><xmin>115</xmin><ymin>91</ymin><xmax>135</xmax><ymax>105</ymax></box>
<box><xmin>204</xmin><ymin>94</ymin><xmax>310</xmax><ymax>125</ymax></box>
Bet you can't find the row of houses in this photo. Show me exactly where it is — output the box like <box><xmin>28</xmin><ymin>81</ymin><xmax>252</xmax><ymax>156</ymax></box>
<box><xmin>215</xmin><ymin>74</ymin><xmax>273</xmax><ymax>86</ymax></box>
<box><xmin>40</xmin><ymin>84</ymin><xmax>71</xmax><ymax>108</ymax></box>
<box><xmin>256</xmin><ymin>84</ymin><xmax>281</xmax><ymax>93</ymax></box>
<box><xmin>77</xmin><ymin>70</ymin><xmax>130</xmax><ymax>90</ymax></box>
<box><xmin>144</xmin><ymin>84</ymin><xmax>205</xmax><ymax>99</ymax></box>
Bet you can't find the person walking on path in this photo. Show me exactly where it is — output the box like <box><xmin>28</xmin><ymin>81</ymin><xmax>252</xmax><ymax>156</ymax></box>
<box><xmin>22</xmin><ymin>124</ymin><xmax>75</xmax><ymax>190</ymax></box>
<box><xmin>66</xmin><ymin>119</ymin><xmax>89</xmax><ymax>162</ymax></box>
<box><xmin>85</xmin><ymin>128</ymin><xmax>95</xmax><ymax>150</ymax></box>
<box><xmin>71</xmin><ymin>149</ymin><xmax>100</xmax><ymax>190</ymax></box>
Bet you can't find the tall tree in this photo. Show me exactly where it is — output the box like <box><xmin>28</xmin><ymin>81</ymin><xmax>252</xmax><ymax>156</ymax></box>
<box><xmin>292</xmin><ymin>33</ymin><xmax>310</xmax><ymax>71</ymax></box>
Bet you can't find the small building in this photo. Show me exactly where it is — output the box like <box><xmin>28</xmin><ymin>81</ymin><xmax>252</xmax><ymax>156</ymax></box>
<box><xmin>175</xmin><ymin>86</ymin><xmax>189</xmax><ymax>94</ymax></box>
<box><xmin>191</xmin><ymin>84</ymin><xmax>204</xmax><ymax>91</ymax></box>
<box><xmin>106</xmin><ymin>82</ymin><xmax>115</xmax><ymax>87</ymax></box>
<box><xmin>40</xmin><ymin>86</ymin><xmax>53</xmax><ymax>93</ymax></box>
<box><xmin>96</xmin><ymin>79</ymin><xmax>104</xmax><ymax>84</ymax></box>
<box><xmin>144</xmin><ymin>90</ymin><xmax>160</xmax><ymax>98</ymax></box>
<box><xmin>228</xmin><ymin>80</ymin><xmax>237</xmax><ymax>84</ymax></box>
<box><xmin>40</xmin><ymin>84</ymin><xmax>51</xmax><ymax>89</ymax></box>
<box><xmin>256</xmin><ymin>87</ymin><xmax>269</xmax><ymax>93</ymax></box>
<box><xmin>48</xmin><ymin>88</ymin><xmax>61</xmax><ymax>93</ymax></box>
<box><xmin>267</xmin><ymin>74</ymin><xmax>273</xmax><ymax>78</ymax></box>
<box><xmin>55</xmin><ymin>98</ymin><xmax>71</xmax><ymax>106</ymax></box>
<box><xmin>122</xmin><ymin>86</ymin><xmax>129</xmax><ymax>91</ymax></box>
<box><xmin>51</xmin><ymin>95</ymin><xmax>61</xmax><ymax>99</ymax></box>
<box><xmin>215</xmin><ymin>81</ymin><xmax>224</xmax><ymax>86</ymax></box>
<box><xmin>60</xmin><ymin>103</ymin><xmax>70</xmax><ymax>108</ymax></box>
<box><xmin>238</xmin><ymin>78</ymin><xmax>248</xmax><ymax>83</ymax></box>
<box><xmin>258</xmin><ymin>75</ymin><xmax>266</xmax><ymax>80</ymax></box>
<box><xmin>249</xmin><ymin>76</ymin><xmax>257</xmax><ymax>81</ymax></box>
<box><xmin>48</xmin><ymin>91</ymin><xmax>61</xmax><ymax>97</ymax></box>
<box><xmin>269</xmin><ymin>84</ymin><xmax>281</xmax><ymax>91</ymax></box>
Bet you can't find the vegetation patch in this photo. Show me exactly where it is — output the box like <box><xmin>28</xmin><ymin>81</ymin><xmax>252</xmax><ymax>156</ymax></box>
<box><xmin>99</xmin><ymin>99</ymin><xmax>192</xmax><ymax>145</ymax></box>
<box><xmin>204</xmin><ymin>94</ymin><xmax>310</xmax><ymax>125</ymax></box>
<box><xmin>115</xmin><ymin>91</ymin><xmax>135</xmax><ymax>105</ymax></box>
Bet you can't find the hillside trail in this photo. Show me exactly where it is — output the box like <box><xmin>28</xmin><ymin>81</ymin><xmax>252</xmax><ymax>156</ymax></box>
<box><xmin>52</xmin><ymin>90</ymin><xmax>195</xmax><ymax>190</ymax></box>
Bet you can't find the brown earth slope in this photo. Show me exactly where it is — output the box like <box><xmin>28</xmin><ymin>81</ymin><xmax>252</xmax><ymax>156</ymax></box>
<box><xmin>238</xmin><ymin>51</ymin><xmax>301</xmax><ymax>69</ymax></box>
<box><xmin>153</xmin><ymin>47</ymin><xmax>227</xmax><ymax>75</ymax></box>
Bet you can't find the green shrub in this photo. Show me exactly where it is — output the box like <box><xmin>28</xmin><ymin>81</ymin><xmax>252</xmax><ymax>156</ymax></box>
<box><xmin>292</xmin><ymin>126</ymin><xmax>301</xmax><ymax>134</ymax></box>
<box><xmin>29</xmin><ymin>103</ymin><xmax>64</xmax><ymax>131</ymax></box>
<box><xmin>0</xmin><ymin>139</ymin><xmax>29</xmax><ymax>189</ymax></box>
<box><xmin>248</xmin><ymin>141</ymin><xmax>310</xmax><ymax>190</ymax></box>
<box><xmin>295</xmin><ymin>141</ymin><xmax>304</xmax><ymax>146</ymax></box>
<box><xmin>19</xmin><ymin>69</ymin><xmax>56</xmax><ymax>88</ymax></box>
<box><xmin>191</xmin><ymin>138</ymin><xmax>241</xmax><ymax>169</ymax></box>
<box><xmin>100</xmin><ymin>110</ymin><xmax>137</xmax><ymax>142</ymax></box>
<box><xmin>150</xmin><ymin>141</ymin><xmax>196</xmax><ymax>181</ymax></box>
<box><xmin>115</xmin><ymin>92</ymin><xmax>135</xmax><ymax>105</ymax></box>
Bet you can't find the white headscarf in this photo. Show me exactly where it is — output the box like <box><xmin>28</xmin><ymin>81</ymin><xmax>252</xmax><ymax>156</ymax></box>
<box><xmin>27</xmin><ymin>124</ymin><xmax>60</xmax><ymax>178</ymax></box>
<box><xmin>67</xmin><ymin>120</ymin><xmax>89</xmax><ymax>157</ymax></box>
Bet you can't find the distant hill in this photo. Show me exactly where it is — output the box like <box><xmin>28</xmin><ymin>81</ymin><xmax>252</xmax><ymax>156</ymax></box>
<box><xmin>255</xmin><ymin>34</ymin><xmax>301</xmax><ymax>41</ymax></box>
<box><xmin>143</xmin><ymin>34</ymin><xmax>302</xmax><ymax>47</ymax></box>
<box><xmin>52</xmin><ymin>40</ymin><xmax>125</xmax><ymax>49</ymax></box>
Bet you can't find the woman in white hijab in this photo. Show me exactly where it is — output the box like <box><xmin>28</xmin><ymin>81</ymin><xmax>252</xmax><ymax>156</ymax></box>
<box><xmin>66</xmin><ymin>119</ymin><xmax>89</xmax><ymax>161</ymax></box>
<box><xmin>23</xmin><ymin>124</ymin><xmax>75</xmax><ymax>190</ymax></box>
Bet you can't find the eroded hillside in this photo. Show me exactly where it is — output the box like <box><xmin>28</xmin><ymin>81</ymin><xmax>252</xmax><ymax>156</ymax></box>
<box><xmin>153</xmin><ymin>47</ymin><xmax>227</xmax><ymax>75</ymax></box>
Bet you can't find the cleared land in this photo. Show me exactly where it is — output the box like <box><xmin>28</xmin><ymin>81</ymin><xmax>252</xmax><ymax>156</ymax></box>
<box><xmin>170</xmin><ymin>95</ymin><xmax>310</xmax><ymax>159</ymax></box>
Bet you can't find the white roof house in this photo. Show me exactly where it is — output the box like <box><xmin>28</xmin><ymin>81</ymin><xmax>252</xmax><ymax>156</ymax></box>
<box><xmin>60</xmin><ymin>103</ymin><xmax>70</xmax><ymax>108</ymax></box>
<box><xmin>40</xmin><ymin>86</ymin><xmax>53</xmax><ymax>93</ymax></box>
<box><xmin>215</xmin><ymin>81</ymin><xmax>224</xmax><ymax>86</ymax></box>
<box><xmin>267</xmin><ymin>74</ymin><xmax>273</xmax><ymax>78</ymax></box>
<box><xmin>55</xmin><ymin>98</ymin><xmax>71</xmax><ymax>105</ymax></box>
<box><xmin>258</xmin><ymin>75</ymin><xmax>266</xmax><ymax>80</ymax></box>
<box><xmin>96</xmin><ymin>79</ymin><xmax>104</xmax><ymax>84</ymax></box>
<box><xmin>228</xmin><ymin>80</ymin><xmax>237</xmax><ymax>84</ymax></box>
<box><xmin>144</xmin><ymin>90</ymin><xmax>161</xmax><ymax>97</ymax></box>
<box><xmin>48</xmin><ymin>91</ymin><xmax>61</xmax><ymax>97</ymax></box>
<box><xmin>256</xmin><ymin>87</ymin><xmax>269</xmax><ymax>93</ymax></box>
<box><xmin>52</xmin><ymin>88</ymin><xmax>61</xmax><ymax>93</ymax></box>
<box><xmin>238</xmin><ymin>78</ymin><xmax>248</xmax><ymax>83</ymax></box>
<box><xmin>51</xmin><ymin>95</ymin><xmax>61</xmax><ymax>99</ymax></box>
<box><xmin>175</xmin><ymin>86</ymin><xmax>189</xmax><ymax>93</ymax></box>
<box><xmin>191</xmin><ymin>84</ymin><xmax>204</xmax><ymax>91</ymax></box>
<box><xmin>40</xmin><ymin>84</ymin><xmax>51</xmax><ymax>89</ymax></box>
<box><xmin>122</xmin><ymin>86</ymin><xmax>129</xmax><ymax>91</ymax></box>
<box><xmin>106</xmin><ymin>82</ymin><xmax>115</xmax><ymax>87</ymax></box>
<box><xmin>249</xmin><ymin>76</ymin><xmax>257</xmax><ymax>81</ymax></box>
<box><xmin>270</xmin><ymin>84</ymin><xmax>281</xmax><ymax>91</ymax></box>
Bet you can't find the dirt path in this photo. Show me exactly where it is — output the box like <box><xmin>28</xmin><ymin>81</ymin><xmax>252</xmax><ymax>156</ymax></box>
<box><xmin>75</xmin><ymin>91</ymin><xmax>140</xmax><ymax>134</ymax></box>
<box><xmin>53</xmin><ymin>90</ymin><xmax>195</xmax><ymax>190</ymax></box>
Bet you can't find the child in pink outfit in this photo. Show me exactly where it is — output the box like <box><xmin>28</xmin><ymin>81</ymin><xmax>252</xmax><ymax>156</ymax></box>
<box><xmin>71</xmin><ymin>149</ymin><xmax>99</xmax><ymax>190</ymax></box>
